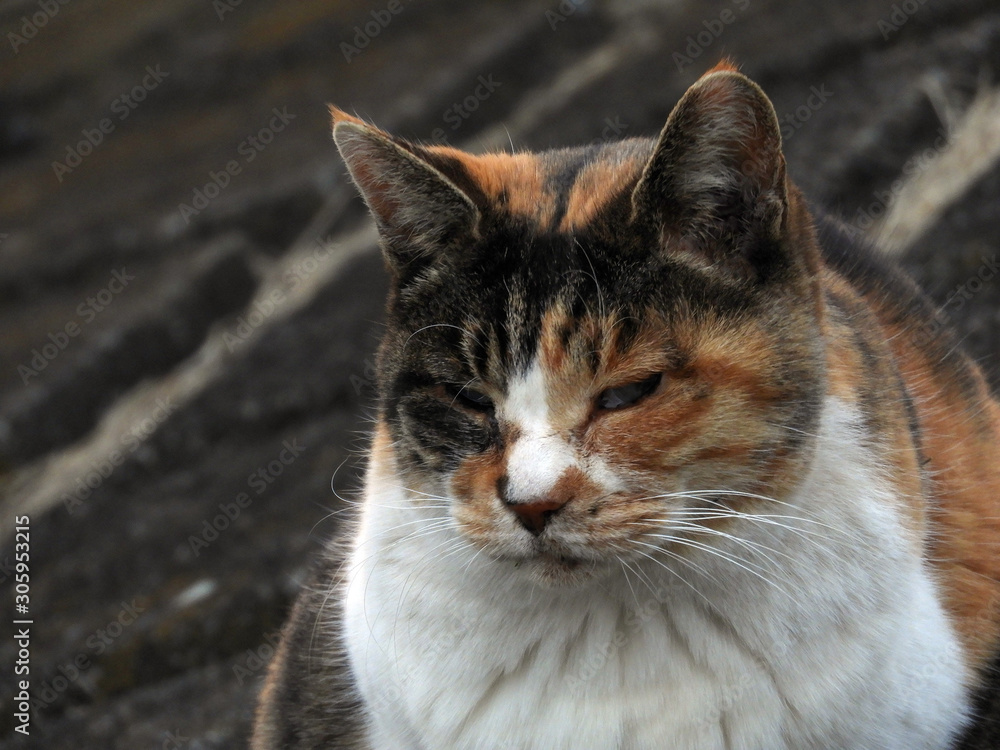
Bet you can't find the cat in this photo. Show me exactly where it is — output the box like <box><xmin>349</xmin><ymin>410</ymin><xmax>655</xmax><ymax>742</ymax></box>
<box><xmin>251</xmin><ymin>61</ymin><xmax>1000</xmax><ymax>750</ymax></box>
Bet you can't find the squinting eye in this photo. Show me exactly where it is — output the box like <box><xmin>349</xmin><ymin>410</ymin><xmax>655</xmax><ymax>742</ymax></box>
<box><xmin>456</xmin><ymin>386</ymin><xmax>494</xmax><ymax>411</ymax></box>
<box><xmin>597</xmin><ymin>373</ymin><xmax>662</xmax><ymax>411</ymax></box>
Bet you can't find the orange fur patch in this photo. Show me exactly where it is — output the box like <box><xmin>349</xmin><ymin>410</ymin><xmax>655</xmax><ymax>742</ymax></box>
<box><xmin>328</xmin><ymin>105</ymin><xmax>368</xmax><ymax>130</ymax></box>
<box><xmin>425</xmin><ymin>147</ymin><xmax>557</xmax><ymax>226</ymax></box>
<box><xmin>703</xmin><ymin>58</ymin><xmax>740</xmax><ymax>77</ymax></box>
<box><xmin>818</xmin><ymin>263</ymin><xmax>1000</xmax><ymax>680</ymax></box>
<box><xmin>450</xmin><ymin>446</ymin><xmax>507</xmax><ymax>542</ymax></box>
<box><xmin>820</xmin><ymin>274</ymin><xmax>928</xmax><ymax>541</ymax></box>
<box><xmin>559</xmin><ymin>153</ymin><xmax>647</xmax><ymax>232</ymax></box>
<box><xmin>898</xmin><ymin>350</ymin><xmax>1000</xmax><ymax>674</ymax></box>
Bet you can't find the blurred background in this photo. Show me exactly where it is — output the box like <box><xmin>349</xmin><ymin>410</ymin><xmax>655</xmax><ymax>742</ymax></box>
<box><xmin>1</xmin><ymin>0</ymin><xmax>999</xmax><ymax>747</ymax></box>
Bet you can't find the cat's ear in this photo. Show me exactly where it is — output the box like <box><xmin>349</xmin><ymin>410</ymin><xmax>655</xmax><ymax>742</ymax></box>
<box><xmin>631</xmin><ymin>63</ymin><xmax>789</xmax><ymax>279</ymax></box>
<box><xmin>330</xmin><ymin>107</ymin><xmax>479</xmax><ymax>273</ymax></box>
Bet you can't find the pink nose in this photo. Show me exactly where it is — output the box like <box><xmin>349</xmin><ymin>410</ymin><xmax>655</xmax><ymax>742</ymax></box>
<box><xmin>505</xmin><ymin>498</ymin><xmax>569</xmax><ymax>535</ymax></box>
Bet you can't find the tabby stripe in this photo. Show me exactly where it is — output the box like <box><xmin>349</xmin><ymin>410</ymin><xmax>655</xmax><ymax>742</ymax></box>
<box><xmin>546</xmin><ymin>147</ymin><xmax>596</xmax><ymax>233</ymax></box>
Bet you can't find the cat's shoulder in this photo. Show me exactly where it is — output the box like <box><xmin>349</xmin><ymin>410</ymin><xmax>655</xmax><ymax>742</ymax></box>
<box><xmin>250</xmin><ymin>540</ymin><xmax>368</xmax><ymax>750</ymax></box>
<box><xmin>813</xmin><ymin>210</ymin><xmax>976</xmax><ymax>372</ymax></box>
<box><xmin>813</xmin><ymin>210</ymin><xmax>923</xmax><ymax>303</ymax></box>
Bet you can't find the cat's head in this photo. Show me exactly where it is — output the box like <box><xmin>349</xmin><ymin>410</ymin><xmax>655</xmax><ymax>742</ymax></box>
<box><xmin>334</xmin><ymin>63</ymin><xmax>827</xmax><ymax>586</ymax></box>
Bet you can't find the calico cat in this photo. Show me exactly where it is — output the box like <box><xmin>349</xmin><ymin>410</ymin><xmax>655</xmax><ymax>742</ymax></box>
<box><xmin>251</xmin><ymin>62</ymin><xmax>1000</xmax><ymax>749</ymax></box>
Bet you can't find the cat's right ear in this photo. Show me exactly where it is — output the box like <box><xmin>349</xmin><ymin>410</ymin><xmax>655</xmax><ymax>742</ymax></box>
<box><xmin>331</xmin><ymin>108</ymin><xmax>480</xmax><ymax>274</ymax></box>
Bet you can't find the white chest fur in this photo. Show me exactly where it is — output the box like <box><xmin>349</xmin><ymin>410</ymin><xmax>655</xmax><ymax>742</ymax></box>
<box><xmin>342</xmin><ymin>400</ymin><xmax>969</xmax><ymax>750</ymax></box>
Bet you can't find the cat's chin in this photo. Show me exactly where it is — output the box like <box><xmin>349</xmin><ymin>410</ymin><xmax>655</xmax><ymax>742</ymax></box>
<box><xmin>510</xmin><ymin>552</ymin><xmax>609</xmax><ymax>588</ymax></box>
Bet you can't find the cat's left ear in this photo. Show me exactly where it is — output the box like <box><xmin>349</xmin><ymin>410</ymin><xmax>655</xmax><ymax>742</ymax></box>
<box><xmin>631</xmin><ymin>64</ymin><xmax>789</xmax><ymax>279</ymax></box>
<box><xmin>330</xmin><ymin>108</ymin><xmax>479</xmax><ymax>274</ymax></box>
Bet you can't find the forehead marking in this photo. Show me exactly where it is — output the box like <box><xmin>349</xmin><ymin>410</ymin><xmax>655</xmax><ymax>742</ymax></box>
<box><xmin>424</xmin><ymin>142</ymin><xmax>651</xmax><ymax>234</ymax></box>
<box><xmin>428</xmin><ymin>147</ymin><xmax>557</xmax><ymax>226</ymax></box>
<box><xmin>558</xmin><ymin>151</ymin><xmax>648</xmax><ymax>233</ymax></box>
<box><xmin>546</xmin><ymin>148</ymin><xmax>594</xmax><ymax>231</ymax></box>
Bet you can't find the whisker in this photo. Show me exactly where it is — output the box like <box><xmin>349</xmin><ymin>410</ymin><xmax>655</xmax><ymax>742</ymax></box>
<box><xmin>618</xmin><ymin>558</ymin><xmax>643</xmax><ymax>611</ymax></box>
<box><xmin>627</xmin><ymin>543</ymin><xmax>717</xmax><ymax>609</ymax></box>
<box><xmin>645</xmin><ymin>521</ymin><xmax>795</xmax><ymax>565</ymax></box>
<box><xmin>638</xmin><ymin>532</ymin><xmax>792</xmax><ymax>598</ymax></box>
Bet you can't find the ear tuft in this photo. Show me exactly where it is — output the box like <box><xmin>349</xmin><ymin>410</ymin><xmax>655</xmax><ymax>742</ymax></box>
<box><xmin>703</xmin><ymin>58</ymin><xmax>740</xmax><ymax>76</ymax></box>
<box><xmin>328</xmin><ymin>105</ymin><xmax>368</xmax><ymax>132</ymax></box>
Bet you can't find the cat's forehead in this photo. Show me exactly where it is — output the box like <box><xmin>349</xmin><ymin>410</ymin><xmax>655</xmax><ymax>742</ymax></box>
<box><xmin>425</xmin><ymin>138</ymin><xmax>655</xmax><ymax>232</ymax></box>
<box><xmin>391</xmin><ymin>135</ymin><xmax>761</xmax><ymax>371</ymax></box>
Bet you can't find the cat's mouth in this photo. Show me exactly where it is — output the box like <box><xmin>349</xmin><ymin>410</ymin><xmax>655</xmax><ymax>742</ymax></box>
<box><xmin>537</xmin><ymin>551</ymin><xmax>582</xmax><ymax>569</ymax></box>
<box><xmin>458</xmin><ymin>513</ymin><xmax>612</xmax><ymax>585</ymax></box>
<box><xmin>523</xmin><ymin>551</ymin><xmax>605</xmax><ymax>587</ymax></box>
<box><xmin>503</xmin><ymin>541</ymin><xmax>608</xmax><ymax>586</ymax></box>
<box><xmin>499</xmin><ymin>545</ymin><xmax>584</xmax><ymax>568</ymax></box>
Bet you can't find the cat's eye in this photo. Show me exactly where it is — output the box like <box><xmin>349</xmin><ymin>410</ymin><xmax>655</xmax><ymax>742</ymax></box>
<box><xmin>455</xmin><ymin>386</ymin><xmax>494</xmax><ymax>411</ymax></box>
<box><xmin>596</xmin><ymin>373</ymin><xmax>662</xmax><ymax>411</ymax></box>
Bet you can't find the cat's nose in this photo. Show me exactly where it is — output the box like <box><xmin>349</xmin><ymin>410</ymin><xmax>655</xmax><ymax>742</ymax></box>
<box><xmin>504</xmin><ymin>497</ymin><xmax>568</xmax><ymax>535</ymax></box>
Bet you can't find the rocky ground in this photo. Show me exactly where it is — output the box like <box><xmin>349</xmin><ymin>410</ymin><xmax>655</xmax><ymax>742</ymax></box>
<box><xmin>1</xmin><ymin>0</ymin><xmax>999</xmax><ymax>747</ymax></box>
